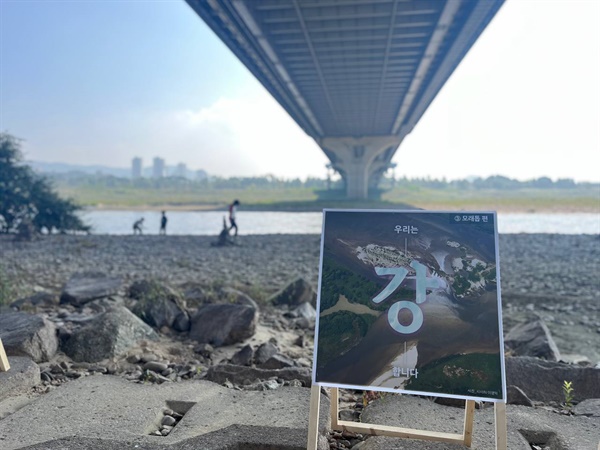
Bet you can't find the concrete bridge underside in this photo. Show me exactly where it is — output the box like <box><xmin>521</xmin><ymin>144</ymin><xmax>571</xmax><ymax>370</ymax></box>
<box><xmin>185</xmin><ymin>0</ymin><xmax>504</xmax><ymax>198</ymax></box>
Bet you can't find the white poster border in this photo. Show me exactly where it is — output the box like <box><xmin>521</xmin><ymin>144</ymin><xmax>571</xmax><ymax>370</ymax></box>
<box><xmin>311</xmin><ymin>208</ymin><xmax>507</xmax><ymax>403</ymax></box>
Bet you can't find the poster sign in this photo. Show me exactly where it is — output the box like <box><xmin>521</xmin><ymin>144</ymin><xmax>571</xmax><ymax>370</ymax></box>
<box><xmin>313</xmin><ymin>210</ymin><xmax>506</xmax><ymax>402</ymax></box>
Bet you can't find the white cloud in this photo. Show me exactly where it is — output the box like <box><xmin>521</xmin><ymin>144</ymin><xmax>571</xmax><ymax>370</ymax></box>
<box><xmin>168</xmin><ymin>95</ymin><xmax>328</xmax><ymax>178</ymax></box>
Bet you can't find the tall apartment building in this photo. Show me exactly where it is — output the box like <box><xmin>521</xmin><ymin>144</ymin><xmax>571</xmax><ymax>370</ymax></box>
<box><xmin>131</xmin><ymin>157</ymin><xmax>143</xmax><ymax>179</ymax></box>
<box><xmin>175</xmin><ymin>162</ymin><xmax>187</xmax><ymax>178</ymax></box>
<box><xmin>152</xmin><ymin>157</ymin><xmax>165</xmax><ymax>178</ymax></box>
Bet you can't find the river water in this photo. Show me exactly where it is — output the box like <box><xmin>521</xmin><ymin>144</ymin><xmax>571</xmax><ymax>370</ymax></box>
<box><xmin>79</xmin><ymin>210</ymin><xmax>599</xmax><ymax>235</ymax></box>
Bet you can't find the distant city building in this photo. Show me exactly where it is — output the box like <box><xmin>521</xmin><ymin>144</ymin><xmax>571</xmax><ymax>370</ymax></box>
<box><xmin>196</xmin><ymin>169</ymin><xmax>208</xmax><ymax>181</ymax></box>
<box><xmin>152</xmin><ymin>157</ymin><xmax>165</xmax><ymax>178</ymax></box>
<box><xmin>131</xmin><ymin>157</ymin><xmax>142</xmax><ymax>179</ymax></box>
<box><xmin>175</xmin><ymin>162</ymin><xmax>187</xmax><ymax>178</ymax></box>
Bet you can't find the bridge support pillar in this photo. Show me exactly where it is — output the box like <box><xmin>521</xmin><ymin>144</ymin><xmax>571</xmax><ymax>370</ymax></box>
<box><xmin>320</xmin><ymin>136</ymin><xmax>401</xmax><ymax>199</ymax></box>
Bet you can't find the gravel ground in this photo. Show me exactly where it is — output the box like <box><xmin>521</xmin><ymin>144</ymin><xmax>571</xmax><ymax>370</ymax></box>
<box><xmin>1</xmin><ymin>233</ymin><xmax>599</xmax><ymax>361</ymax></box>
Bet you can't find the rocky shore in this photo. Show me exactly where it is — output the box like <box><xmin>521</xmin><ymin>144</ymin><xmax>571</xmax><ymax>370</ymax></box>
<box><xmin>0</xmin><ymin>233</ymin><xmax>599</xmax><ymax>449</ymax></box>
<box><xmin>2</xmin><ymin>233</ymin><xmax>599</xmax><ymax>361</ymax></box>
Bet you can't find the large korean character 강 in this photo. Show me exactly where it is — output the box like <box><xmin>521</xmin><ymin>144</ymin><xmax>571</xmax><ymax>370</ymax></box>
<box><xmin>372</xmin><ymin>260</ymin><xmax>439</xmax><ymax>334</ymax></box>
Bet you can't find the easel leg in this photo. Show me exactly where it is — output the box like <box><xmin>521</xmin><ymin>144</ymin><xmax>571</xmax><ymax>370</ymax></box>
<box><xmin>495</xmin><ymin>402</ymin><xmax>507</xmax><ymax>450</ymax></box>
<box><xmin>331</xmin><ymin>387</ymin><xmax>340</xmax><ymax>430</ymax></box>
<box><xmin>462</xmin><ymin>400</ymin><xmax>476</xmax><ymax>447</ymax></box>
<box><xmin>0</xmin><ymin>338</ymin><xmax>9</xmax><ymax>372</ymax></box>
<box><xmin>307</xmin><ymin>384</ymin><xmax>321</xmax><ymax>450</ymax></box>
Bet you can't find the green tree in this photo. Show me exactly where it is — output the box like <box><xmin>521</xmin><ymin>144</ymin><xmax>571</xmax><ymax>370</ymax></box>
<box><xmin>0</xmin><ymin>133</ymin><xmax>89</xmax><ymax>234</ymax></box>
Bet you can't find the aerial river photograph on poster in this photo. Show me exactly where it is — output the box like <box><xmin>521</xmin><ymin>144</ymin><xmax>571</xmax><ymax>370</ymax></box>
<box><xmin>313</xmin><ymin>210</ymin><xmax>506</xmax><ymax>402</ymax></box>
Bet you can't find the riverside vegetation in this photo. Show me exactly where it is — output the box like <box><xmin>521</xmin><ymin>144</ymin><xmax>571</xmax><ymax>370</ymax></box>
<box><xmin>0</xmin><ymin>133</ymin><xmax>88</xmax><ymax>235</ymax></box>
<box><xmin>49</xmin><ymin>171</ymin><xmax>600</xmax><ymax>213</ymax></box>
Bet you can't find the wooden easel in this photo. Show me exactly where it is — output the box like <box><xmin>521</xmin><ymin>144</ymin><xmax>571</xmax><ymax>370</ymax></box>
<box><xmin>307</xmin><ymin>385</ymin><xmax>507</xmax><ymax>449</ymax></box>
<box><xmin>0</xmin><ymin>338</ymin><xmax>10</xmax><ymax>372</ymax></box>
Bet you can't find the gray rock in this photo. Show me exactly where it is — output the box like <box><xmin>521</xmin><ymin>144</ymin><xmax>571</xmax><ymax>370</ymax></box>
<box><xmin>0</xmin><ymin>313</ymin><xmax>58</xmax><ymax>362</ymax></box>
<box><xmin>193</xmin><ymin>343</ymin><xmax>214</xmax><ymax>358</ymax></box>
<box><xmin>259</xmin><ymin>354</ymin><xmax>295</xmax><ymax>370</ymax></box>
<box><xmin>61</xmin><ymin>306</ymin><xmax>158</xmax><ymax>362</ymax></box>
<box><xmin>433</xmin><ymin>396</ymin><xmax>477</xmax><ymax>408</ymax></box>
<box><xmin>560</xmin><ymin>354</ymin><xmax>591</xmax><ymax>365</ymax></box>
<box><xmin>206</xmin><ymin>364</ymin><xmax>311</xmax><ymax>386</ymax></box>
<box><xmin>189</xmin><ymin>304</ymin><xmax>257</xmax><ymax>346</ymax></box>
<box><xmin>230</xmin><ymin>345</ymin><xmax>254</xmax><ymax>366</ymax></box>
<box><xmin>0</xmin><ymin>357</ymin><xmax>40</xmax><ymax>401</ymax></box>
<box><xmin>140</xmin><ymin>353</ymin><xmax>159</xmax><ymax>363</ymax></box>
<box><xmin>219</xmin><ymin>287</ymin><xmax>259</xmax><ymax>310</ymax></box>
<box><xmin>60</xmin><ymin>272</ymin><xmax>122</xmax><ymax>306</ymax></box>
<box><xmin>10</xmin><ymin>292</ymin><xmax>58</xmax><ymax>311</ymax></box>
<box><xmin>180</xmin><ymin>282</ymin><xmax>211</xmax><ymax>307</ymax></box>
<box><xmin>505</xmin><ymin>320</ymin><xmax>561</xmax><ymax>361</ymax></box>
<box><xmin>246</xmin><ymin>379</ymin><xmax>281</xmax><ymax>391</ymax></box>
<box><xmin>572</xmin><ymin>398</ymin><xmax>600</xmax><ymax>417</ymax></box>
<box><xmin>507</xmin><ymin>385</ymin><xmax>534</xmax><ymax>406</ymax></box>
<box><xmin>128</xmin><ymin>279</ymin><xmax>172</xmax><ymax>300</ymax></box>
<box><xmin>172</xmin><ymin>311</ymin><xmax>191</xmax><ymax>332</ymax></box>
<box><xmin>288</xmin><ymin>302</ymin><xmax>317</xmax><ymax>320</ymax></box>
<box><xmin>506</xmin><ymin>356</ymin><xmax>600</xmax><ymax>403</ymax></box>
<box><xmin>129</xmin><ymin>280</ymin><xmax>189</xmax><ymax>331</ymax></box>
<box><xmin>143</xmin><ymin>361</ymin><xmax>168</xmax><ymax>372</ymax></box>
<box><xmin>269</xmin><ymin>277</ymin><xmax>316</xmax><ymax>307</ymax></box>
<box><xmin>294</xmin><ymin>317</ymin><xmax>314</xmax><ymax>329</ymax></box>
<box><xmin>255</xmin><ymin>342</ymin><xmax>278</xmax><ymax>365</ymax></box>
<box><xmin>161</xmin><ymin>415</ymin><xmax>176</xmax><ymax>427</ymax></box>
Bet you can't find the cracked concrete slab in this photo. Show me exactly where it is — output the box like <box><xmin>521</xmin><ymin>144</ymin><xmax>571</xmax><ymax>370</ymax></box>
<box><xmin>0</xmin><ymin>375</ymin><xmax>330</xmax><ymax>450</ymax></box>
<box><xmin>359</xmin><ymin>394</ymin><xmax>600</xmax><ymax>449</ymax></box>
<box><xmin>0</xmin><ymin>357</ymin><xmax>40</xmax><ymax>402</ymax></box>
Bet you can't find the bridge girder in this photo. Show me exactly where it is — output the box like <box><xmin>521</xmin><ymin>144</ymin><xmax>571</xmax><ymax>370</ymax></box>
<box><xmin>185</xmin><ymin>0</ymin><xmax>504</xmax><ymax>198</ymax></box>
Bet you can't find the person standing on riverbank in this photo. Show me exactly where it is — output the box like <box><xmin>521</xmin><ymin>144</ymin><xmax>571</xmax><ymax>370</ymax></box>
<box><xmin>228</xmin><ymin>200</ymin><xmax>240</xmax><ymax>236</ymax></box>
<box><xmin>159</xmin><ymin>211</ymin><xmax>167</xmax><ymax>235</ymax></box>
<box><xmin>133</xmin><ymin>218</ymin><xmax>144</xmax><ymax>235</ymax></box>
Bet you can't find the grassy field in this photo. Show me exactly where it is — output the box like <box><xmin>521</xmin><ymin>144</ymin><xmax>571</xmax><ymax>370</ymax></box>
<box><xmin>55</xmin><ymin>183</ymin><xmax>599</xmax><ymax>213</ymax></box>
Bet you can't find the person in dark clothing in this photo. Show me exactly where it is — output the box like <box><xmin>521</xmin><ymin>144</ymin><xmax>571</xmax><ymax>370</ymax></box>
<box><xmin>159</xmin><ymin>211</ymin><xmax>167</xmax><ymax>235</ymax></box>
<box><xmin>133</xmin><ymin>218</ymin><xmax>144</xmax><ymax>235</ymax></box>
<box><xmin>212</xmin><ymin>216</ymin><xmax>234</xmax><ymax>246</ymax></box>
<box><xmin>228</xmin><ymin>199</ymin><xmax>240</xmax><ymax>236</ymax></box>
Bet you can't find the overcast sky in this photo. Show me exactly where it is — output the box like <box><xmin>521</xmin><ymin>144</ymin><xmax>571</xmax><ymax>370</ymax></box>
<box><xmin>1</xmin><ymin>0</ymin><xmax>599</xmax><ymax>182</ymax></box>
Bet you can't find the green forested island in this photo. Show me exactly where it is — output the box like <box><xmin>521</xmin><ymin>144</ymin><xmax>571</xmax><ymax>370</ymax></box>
<box><xmin>49</xmin><ymin>172</ymin><xmax>599</xmax><ymax>212</ymax></box>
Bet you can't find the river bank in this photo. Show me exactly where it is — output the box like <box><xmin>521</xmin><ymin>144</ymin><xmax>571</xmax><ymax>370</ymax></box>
<box><xmin>1</xmin><ymin>233</ymin><xmax>599</xmax><ymax>363</ymax></box>
<box><xmin>87</xmin><ymin>201</ymin><xmax>600</xmax><ymax>214</ymax></box>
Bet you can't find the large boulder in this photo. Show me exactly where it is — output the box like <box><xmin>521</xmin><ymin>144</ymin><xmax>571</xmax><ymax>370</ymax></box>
<box><xmin>269</xmin><ymin>277</ymin><xmax>316</xmax><ymax>308</ymax></box>
<box><xmin>60</xmin><ymin>272</ymin><xmax>123</xmax><ymax>306</ymax></box>
<box><xmin>504</xmin><ymin>320</ymin><xmax>561</xmax><ymax>361</ymax></box>
<box><xmin>505</xmin><ymin>356</ymin><xmax>600</xmax><ymax>403</ymax></box>
<box><xmin>129</xmin><ymin>280</ymin><xmax>189</xmax><ymax>332</ymax></box>
<box><xmin>189</xmin><ymin>304</ymin><xmax>257</xmax><ymax>346</ymax></box>
<box><xmin>0</xmin><ymin>312</ymin><xmax>58</xmax><ymax>362</ymax></box>
<box><xmin>61</xmin><ymin>305</ymin><xmax>158</xmax><ymax>362</ymax></box>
